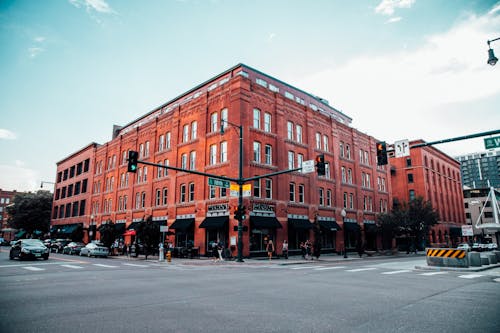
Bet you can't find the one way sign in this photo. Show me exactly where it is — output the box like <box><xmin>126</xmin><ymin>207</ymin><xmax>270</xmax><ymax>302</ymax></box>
<box><xmin>394</xmin><ymin>139</ymin><xmax>410</xmax><ymax>158</ymax></box>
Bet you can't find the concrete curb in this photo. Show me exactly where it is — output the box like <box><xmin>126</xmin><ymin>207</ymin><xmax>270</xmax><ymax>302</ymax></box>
<box><xmin>415</xmin><ymin>263</ymin><xmax>500</xmax><ymax>272</ymax></box>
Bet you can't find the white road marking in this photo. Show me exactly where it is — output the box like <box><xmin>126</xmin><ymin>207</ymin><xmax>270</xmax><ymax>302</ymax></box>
<box><xmin>60</xmin><ymin>264</ymin><xmax>84</xmax><ymax>269</ymax></box>
<box><xmin>381</xmin><ymin>270</ymin><xmax>411</xmax><ymax>275</ymax></box>
<box><xmin>494</xmin><ymin>278</ymin><xmax>500</xmax><ymax>283</ymax></box>
<box><xmin>291</xmin><ymin>266</ymin><xmax>323</xmax><ymax>270</ymax></box>
<box><xmin>122</xmin><ymin>263</ymin><xmax>150</xmax><ymax>267</ymax></box>
<box><xmin>345</xmin><ymin>268</ymin><xmax>377</xmax><ymax>272</ymax></box>
<box><xmin>419</xmin><ymin>271</ymin><xmax>448</xmax><ymax>276</ymax></box>
<box><xmin>22</xmin><ymin>266</ymin><xmax>45</xmax><ymax>271</ymax></box>
<box><xmin>458</xmin><ymin>274</ymin><xmax>484</xmax><ymax>279</ymax></box>
<box><xmin>314</xmin><ymin>266</ymin><xmax>347</xmax><ymax>271</ymax></box>
<box><xmin>93</xmin><ymin>264</ymin><xmax>118</xmax><ymax>268</ymax></box>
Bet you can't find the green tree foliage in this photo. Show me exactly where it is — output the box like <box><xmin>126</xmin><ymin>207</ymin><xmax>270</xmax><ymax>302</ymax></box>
<box><xmin>6</xmin><ymin>190</ymin><xmax>52</xmax><ymax>236</ymax></box>
<box><xmin>98</xmin><ymin>219</ymin><xmax>116</xmax><ymax>248</ymax></box>
<box><xmin>135</xmin><ymin>216</ymin><xmax>160</xmax><ymax>259</ymax></box>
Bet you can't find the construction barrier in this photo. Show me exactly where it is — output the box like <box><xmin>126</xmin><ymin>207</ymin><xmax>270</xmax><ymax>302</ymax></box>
<box><xmin>426</xmin><ymin>248</ymin><xmax>466</xmax><ymax>259</ymax></box>
<box><xmin>426</xmin><ymin>248</ymin><xmax>468</xmax><ymax>268</ymax></box>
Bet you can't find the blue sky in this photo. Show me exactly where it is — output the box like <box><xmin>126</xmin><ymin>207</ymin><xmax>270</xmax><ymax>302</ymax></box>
<box><xmin>1</xmin><ymin>0</ymin><xmax>499</xmax><ymax>192</ymax></box>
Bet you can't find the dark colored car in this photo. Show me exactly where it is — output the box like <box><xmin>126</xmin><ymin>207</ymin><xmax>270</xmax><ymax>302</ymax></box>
<box><xmin>50</xmin><ymin>239</ymin><xmax>72</xmax><ymax>253</ymax></box>
<box><xmin>10</xmin><ymin>239</ymin><xmax>50</xmax><ymax>260</ymax></box>
<box><xmin>62</xmin><ymin>242</ymin><xmax>86</xmax><ymax>255</ymax></box>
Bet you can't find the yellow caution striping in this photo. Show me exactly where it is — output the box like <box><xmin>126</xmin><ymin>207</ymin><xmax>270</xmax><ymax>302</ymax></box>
<box><xmin>426</xmin><ymin>248</ymin><xmax>466</xmax><ymax>259</ymax></box>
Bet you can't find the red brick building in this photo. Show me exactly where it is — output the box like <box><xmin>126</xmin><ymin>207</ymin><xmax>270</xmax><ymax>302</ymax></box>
<box><xmin>51</xmin><ymin>64</ymin><xmax>391</xmax><ymax>257</ymax></box>
<box><xmin>0</xmin><ymin>189</ymin><xmax>21</xmax><ymax>242</ymax></box>
<box><xmin>389</xmin><ymin>140</ymin><xmax>465</xmax><ymax>248</ymax></box>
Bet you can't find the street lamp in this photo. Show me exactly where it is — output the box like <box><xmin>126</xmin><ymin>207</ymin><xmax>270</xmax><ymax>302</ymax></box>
<box><xmin>220</xmin><ymin>119</ymin><xmax>245</xmax><ymax>262</ymax></box>
<box><xmin>487</xmin><ymin>37</ymin><xmax>499</xmax><ymax>66</ymax></box>
<box><xmin>341</xmin><ymin>208</ymin><xmax>347</xmax><ymax>258</ymax></box>
<box><xmin>40</xmin><ymin>181</ymin><xmax>55</xmax><ymax>189</ymax></box>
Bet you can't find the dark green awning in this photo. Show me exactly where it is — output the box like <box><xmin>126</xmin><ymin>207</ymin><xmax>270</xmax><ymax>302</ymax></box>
<box><xmin>200</xmin><ymin>216</ymin><xmax>228</xmax><ymax>229</ymax></box>
<box><xmin>170</xmin><ymin>218</ymin><xmax>195</xmax><ymax>230</ymax></box>
<box><xmin>250</xmin><ymin>216</ymin><xmax>282</xmax><ymax>229</ymax></box>
<box><xmin>288</xmin><ymin>218</ymin><xmax>313</xmax><ymax>229</ymax></box>
<box><xmin>318</xmin><ymin>220</ymin><xmax>341</xmax><ymax>231</ymax></box>
<box><xmin>343</xmin><ymin>222</ymin><xmax>361</xmax><ymax>232</ymax></box>
<box><xmin>114</xmin><ymin>223</ymin><xmax>126</xmax><ymax>234</ymax></box>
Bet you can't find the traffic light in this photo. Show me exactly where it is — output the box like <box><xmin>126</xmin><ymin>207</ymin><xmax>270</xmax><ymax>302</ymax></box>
<box><xmin>234</xmin><ymin>206</ymin><xmax>246</xmax><ymax>220</ymax></box>
<box><xmin>376</xmin><ymin>142</ymin><xmax>388</xmax><ymax>166</ymax></box>
<box><xmin>127</xmin><ymin>150</ymin><xmax>139</xmax><ymax>173</ymax></box>
<box><xmin>315</xmin><ymin>154</ymin><xmax>325</xmax><ymax>176</ymax></box>
<box><xmin>234</xmin><ymin>208</ymin><xmax>241</xmax><ymax>220</ymax></box>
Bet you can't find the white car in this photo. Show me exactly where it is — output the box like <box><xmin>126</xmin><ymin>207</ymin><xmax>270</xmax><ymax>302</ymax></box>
<box><xmin>487</xmin><ymin>243</ymin><xmax>498</xmax><ymax>250</ymax></box>
<box><xmin>457</xmin><ymin>243</ymin><xmax>471</xmax><ymax>251</ymax></box>
<box><xmin>79</xmin><ymin>243</ymin><xmax>109</xmax><ymax>258</ymax></box>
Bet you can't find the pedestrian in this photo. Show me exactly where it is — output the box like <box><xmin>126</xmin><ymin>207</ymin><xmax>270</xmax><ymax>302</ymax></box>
<box><xmin>266</xmin><ymin>240</ymin><xmax>275</xmax><ymax>261</ymax></box>
<box><xmin>123</xmin><ymin>243</ymin><xmax>128</xmax><ymax>257</ymax></box>
<box><xmin>313</xmin><ymin>240</ymin><xmax>321</xmax><ymax>260</ymax></box>
<box><xmin>305</xmin><ymin>239</ymin><xmax>312</xmax><ymax>260</ymax></box>
<box><xmin>300</xmin><ymin>241</ymin><xmax>306</xmax><ymax>259</ymax></box>
<box><xmin>282</xmin><ymin>240</ymin><xmax>288</xmax><ymax>259</ymax></box>
<box><xmin>217</xmin><ymin>240</ymin><xmax>224</xmax><ymax>261</ymax></box>
<box><xmin>212</xmin><ymin>241</ymin><xmax>219</xmax><ymax>262</ymax></box>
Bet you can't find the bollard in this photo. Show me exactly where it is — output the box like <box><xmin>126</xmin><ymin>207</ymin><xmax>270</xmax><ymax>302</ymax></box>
<box><xmin>167</xmin><ymin>250</ymin><xmax>171</xmax><ymax>263</ymax></box>
<box><xmin>159</xmin><ymin>243</ymin><xmax>164</xmax><ymax>262</ymax></box>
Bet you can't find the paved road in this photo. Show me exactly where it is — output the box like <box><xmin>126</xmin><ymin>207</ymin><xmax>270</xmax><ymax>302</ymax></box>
<box><xmin>0</xmin><ymin>250</ymin><xmax>499</xmax><ymax>333</ymax></box>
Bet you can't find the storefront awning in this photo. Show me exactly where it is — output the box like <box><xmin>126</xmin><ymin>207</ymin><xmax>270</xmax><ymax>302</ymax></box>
<box><xmin>288</xmin><ymin>218</ymin><xmax>313</xmax><ymax>229</ymax></box>
<box><xmin>318</xmin><ymin>220</ymin><xmax>342</xmax><ymax>231</ymax></box>
<box><xmin>127</xmin><ymin>222</ymin><xmax>142</xmax><ymax>230</ymax></box>
<box><xmin>364</xmin><ymin>222</ymin><xmax>378</xmax><ymax>233</ymax></box>
<box><xmin>250</xmin><ymin>216</ymin><xmax>282</xmax><ymax>229</ymax></box>
<box><xmin>343</xmin><ymin>222</ymin><xmax>361</xmax><ymax>232</ymax></box>
<box><xmin>114</xmin><ymin>223</ymin><xmax>126</xmax><ymax>234</ymax></box>
<box><xmin>15</xmin><ymin>230</ymin><xmax>27</xmax><ymax>238</ymax></box>
<box><xmin>123</xmin><ymin>230</ymin><xmax>136</xmax><ymax>236</ymax></box>
<box><xmin>58</xmin><ymin>224</ymin><xmax>81</xmax><ymax>234</ymax></box>
<box><xmin>170</xmin><ymin>218</ymin><xmax>195</xmax><ymax>230</ymax></box>
<box><xmin>200</xmin><ymin>216</ymin><xmax>228</xmax><ymax>229</ymax></box>
<box><xmin>449</xmin><ymin>226</ymin><xmax>462</xmax><ymax>237</ymax></box>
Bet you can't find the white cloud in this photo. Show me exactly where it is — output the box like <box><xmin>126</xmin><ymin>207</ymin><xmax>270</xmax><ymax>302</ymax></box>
<box><xmin>69</xmin><ymin>0</ymin><xmax>115</xmax><ymax>14</ymax></box>
<box><xmin>268</xmin><ymin>33</ymin><xmax>276</xmax><ymax>43</ymax></box>
<box><xmin>0</xmin><ymin>164</ymin><xmax>39</xmax><ymax>192</ymax></box>
<box><xmin>385</xmin><ymin>17</ymin><xmax>402</xmax><ymax>24</ymax></box>
<box><xmin>489</xmin><ymin>2</ymin><xmax>500</xmax><ymax>15</ymax></box>
<box><xmin>28</xmin><ymin>47</ymin><xmax>43</xmax><ymax>58</ymax></box>
<box><xmin>34</xmin><ymin>36</ymin><xmax>46</xmax><ymax>43</ymax></box>
<box><xmin>298</xmin><ymin>6</ymin><xmax>500</xmax><ymax>155</ymax></box>
<box><xmin>0</xmin><ymin>129</ymin><xmax>17</xmax><ymax>140</ymax></box>
<box><xmin>375</xmin><ymin>0</ymin><xmax>415</xmax><ymax>16</ymax></box>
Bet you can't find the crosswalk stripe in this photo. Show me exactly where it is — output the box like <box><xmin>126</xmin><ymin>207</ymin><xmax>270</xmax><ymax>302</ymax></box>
<box><xmin>419</xmin><ymin>271</ymin><xmax>448</xmax><ymax>276</ymax></box>
<box><xmin>22</xmin><ymin>266</ymin><xmax>45</xmax><ymax>271</ymax></box>
<box><xmin>93</xmin><ymin>264</ymin><xmax>118</xmax><ymax>268</ymax></box>
<box><xmin>381</xmin><ymin>270</ymin><xmax>411</xmax><ymax>275</ymax></box>
<box><xmin>291</xmin><ymin>266</ymin><xmax>323</xmax><ymax>270</ymax></box>
<box><xmin>60</xmin><ymin>264</ymin><xmax>84</xmax><ymax>269</ymax></box>
<box><xmin>345</xmin><ymin>268</ymin><xmax>377</xmax><ymax>272</ymax></box>
<box><xmin>122</xmin><ymin>263</ymin><xmax>149</xmax><ymax>267</ymax></box>
<box><xmin>458</xmin><ymin>274</ymin><xmax>484</xmax><ymax>279</ymax></box>
<box><xmin>314</xmin><ymin>266</ymin><xmax>347</xmax><ymax>271</ymax></box>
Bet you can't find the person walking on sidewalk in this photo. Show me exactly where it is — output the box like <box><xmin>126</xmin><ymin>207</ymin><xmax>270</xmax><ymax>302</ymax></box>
<box><xmin>282</xmin><ymin>240</ymin><xmax>288</xmax><ymax>259</ymax></box>
<box><xmin>266</xmin><ymin>240</ymin><xmax>275</xmax><ymax>261</ymax></box>
<box><xmin>300</xmin><ymin>241</ymin><xmax>306</xmax><ymax>259</ymax></box>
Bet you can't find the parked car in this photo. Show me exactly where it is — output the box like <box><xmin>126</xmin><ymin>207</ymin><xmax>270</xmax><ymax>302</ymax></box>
<box><xmin>9</xmin><ymin>239</ymin><xmax>49</xmax><ymax>260</ymax></box>
<box><xmin>79</xmin><ymin>243</ymin><xmax>109</xmax><ymax>258</ymax></box>
<box><xmin>50</xmin><ymin>239</ymin><xmax>72</xmax><ymax>253</ymax></box>
<box><xmin>457</xmin><ymin>243</ymin><xmax>471</xmax><ymax>251</ymax></box>
<box><xmin>472</xmin><ymin>243</ymin><xmax>482</xmax><ymax>252</ymax></box>
<box><xmin>487</xmin><ymin>243</ymin><xmax>498</xmax><ymax>251</ymax></box>
<box><xmin>62</xmin><ymin>242</ymin><xmax>86</xmax><ymax>255</ymax></box>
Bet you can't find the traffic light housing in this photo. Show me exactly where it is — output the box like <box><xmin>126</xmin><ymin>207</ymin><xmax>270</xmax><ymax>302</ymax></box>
<box><xmin>376</xmin><ymin>142</ymin><xmax>388</xmax><ymax>166</ymax></box>
<box><xmin>315</xmin><ymin>154</ymin><xmax>326</xmax><ymax>176</ymax></box>
<box><xmin>127</xmin><ymin>150</ymin><xmax>139</xmax><ymax>173</ymax></box>
<box><xmin>234</xmin><ymin>206</ymin><xmax>246</xmax><ymax>220</ymax></box>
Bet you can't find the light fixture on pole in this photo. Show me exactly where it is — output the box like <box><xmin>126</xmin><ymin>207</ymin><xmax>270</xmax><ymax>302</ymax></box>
<box><xmin>487</xmin><ymin>37</ymin><xmax>499</xmax><ymax>66</ymax></box>
<box><xmin>341</xmin><ymin>208</ymin><xmax>347</xmax><ymax>258</ymax></box>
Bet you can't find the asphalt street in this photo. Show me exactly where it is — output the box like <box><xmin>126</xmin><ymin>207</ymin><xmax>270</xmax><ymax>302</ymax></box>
<box><xmin>0</xmin><ymin>248</ymin><xmax>499</xmax><ymax>333</ymax></box>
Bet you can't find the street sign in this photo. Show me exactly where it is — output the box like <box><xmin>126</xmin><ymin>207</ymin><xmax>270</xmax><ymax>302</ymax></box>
<box><xmin>160</xmin><ymin>226</ymin><xmax>169</xmax><ymax>232</ymax></box>
<box><xmin>461</xmin><ymin>225</ymin><xmax>473</xmax><ymax>236</ymax></box>
<box><xmin>301</xmin><ymin>160</ymin><xmax>315</xmax><ymax>173</ymax></box>
<box><xmin>208</xmin><ymin>177</ymin><xmax>230</xmax><ymax>188</ymax></box>
<box><xmin>394</xmin><ymin>139</ymin><xmax>410</xmax><ymax>158</ymax></box>
<box><xmin>242</xmin><ymin>184</ymin><xmax>251</xmax><ymax>197</ymax></box>
<box><xmin>230</xmin><ymin>184</ymin><xmax>239</xmax><ymax>197</ymax></box>
<box><xmin>484</xmin><ymin>136</ymin><xmax>500</xmax><ymax>149</ymax></box>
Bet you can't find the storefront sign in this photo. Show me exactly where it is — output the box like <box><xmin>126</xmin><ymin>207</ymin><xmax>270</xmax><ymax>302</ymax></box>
<box><xmin>253</xmin><ymin>203</ymin><xmax>275</xmax><ymax>213</ymax></box>
<box><xmin>461</xmin><ymin>225</ymin><xmax>473</xmax><ymax>236</ymax></box>
<box><xmin>208</xmin><ymin>204</ymin><xmax>228</xmax><ymax>212</ymax></box>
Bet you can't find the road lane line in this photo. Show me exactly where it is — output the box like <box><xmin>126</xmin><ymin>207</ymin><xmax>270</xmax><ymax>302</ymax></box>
<box><xmin>419</xmin><ymin>271</ymin><xmax>448</xmax><ymax>276</ymax></box>
<box><xmin>290</xmin><ymin>266</ymin><xmax>323</xmax><ymax>270</ymax></box>
<box><xmin>122</xmin><ymin>263</ymin><xmax>150</xmax><ymax>267</ymax></box>
<box><xmin>60</xmin><ymin>264</ymin><xmax>84</xmax><ymax>269</ymax></box>
<box><xmin>458</xmin><ymin>274</ymin><xmax>484</xmax><ymax>279</ymax></box>
<box><xmin>345</xmin><ymin>268</ymin><xmax>377</xmax><ymax>272</ymax></box>
<box><xmin>93</xmin><ymin>264</ymin><xmax>118</xmax><ymax>268</ymax></box>
<box><xmin>22</xmin><ymin>266</ymin><xmax>45</xmax><ymax>271</ymax></box>
<box><xmin>314</xmin><ymin>266</ymin><xmax>347</xmax><ymax>271</ymax></box>
<box><xmin>381</xmin><ymin>270</ymin><xmax>411</xmax><ymax>275</ymax></box>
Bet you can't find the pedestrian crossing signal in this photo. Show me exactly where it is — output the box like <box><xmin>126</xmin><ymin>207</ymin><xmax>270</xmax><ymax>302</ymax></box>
<box><xmin>127</xmin><ymin>151</ymin><xmax>139</xmax><ymax>173</ymax></box>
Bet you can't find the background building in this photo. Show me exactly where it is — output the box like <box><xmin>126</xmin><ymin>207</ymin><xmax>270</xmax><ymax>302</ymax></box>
<box><xmin>463</xmin><ymin>187</ymin><xmax>500</xmax><ymax>245</ymax></box>
<box><xmin>0</xmin><ymin>189</ymin><xmax>20</xmax><ymax>242</ymax></box>
<box><xmin>389</xmin><ymin>141</ymin><xmax>466</xmax><ymax>248</ymax></box>
<box><xmin>455</xmin><ymin>150</ymin><xmax>500</xmax><ymax>189</ymax></box>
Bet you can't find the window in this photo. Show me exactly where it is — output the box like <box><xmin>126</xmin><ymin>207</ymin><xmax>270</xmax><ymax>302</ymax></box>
<box><xmin>346</xmin><ymin>144</ymin><xmax>351</xmax><ymax>159</ymax></box>
<box><xmin>164</xmin><ymin>159</ymin><xmax>169</xmax><ymax>176</ymax></box>
<box><xmin>326</xmin><ymin>190</ymin><xmax>332</xmax><ymax>206</ymax></box>
<box><xmin>288</xmin><ymin>151</ymin><xmax>295</xmax><ymax>169</ymax></box>
<box><xmin>210</xmin><ymin>145</ymin><xmax>217</xmax><ymax>165</ymax></box>
<box><xmin>166</xmin><ymin>132</ymin><xmax>171</xmax><ymax>149</ymax></box>
<box><xmin>296</xmin><ymin>125</ymin><xmax>303</xmax><ymax>143</ymax></box>
<box><xmin>269</xmin><ymin>84</ymin><xmax>279</xmax><ymax>92</ymax></box>
<box><xmin>190</xmin><ymin>151</ymin><xmax>196</xmax><ymax>170</ymax></box>
<box><xmin>289</xmin><ymin>183</ymin><xmax>296</xmax><ymax>202</ymax></box>
<box><xmin>180</xmin><ymin>184</ymin><xmax>186</xmax><ymax>203</ymax></box>
<box><xmin>221</xmin><ymin>108</ymin><xmax>228</xmax><ymax>130</ymax></box>
<box><xmin>325</xmin><ymin>163</ymin><xmax>331</xmax><ymax>179</ymax></box>
<box><xmin>162</xmin><ymin>188</ymin><xmax>168</xmax><ymax>205</ymax></box>
<box><xmin>209</xmin><ymin>185</ymin><xmax>216</xmax><ymax>199</ymax></box>
<box><xmin>139</xmin><ymin>143</ymin><xmax>144</xmax><ymax>158</ymax></box>
<box><xmin>181</xmin><ymin>153</ymin><xmax>187</xmax><ymax>169</ymax></box>
<box><xmin>349</xmin><ymin>193</ymin><xmax>354</xmax><ymax>209</ymax></box>
<box><xmin>157</xmin><ymin>163</ymin><xmax>163</xmax><ymax>178</ymax></box>
<box><xmin>253</xmin><ymin>109</ymin><xmax>260</xmax><ymax>129</ymax></box>
<box><xmin>264</xmin><ymin>179</ymin><xmax>272</xmax><ymax>199</ymax></box>
<box><xmin>141</xmin><ymin>192</ymin><xmax>146</xmax><ymax>208</ymax></box>
<box><xmin>406</xmin><ymin>158</ymin><xmax>412</xmax><ymax>167</ymax></box>
<box><xmin>189</xmin><ymin>183</ymin><xmax>195</xmax><ymax>201</ymax></box>
<box><xmin>407</xmin><ymin>173</ymin><xmax>414</xmax><ymax>183</ymax></box>
<box><xmin>264</xmin><ymin>113</ymin><xmax>271</xmax><ymax>132</ymax></box>
<box><xmin>316</xmin><ymin>133</ymin><xmax>321</xmax><ymax>149</ymax></box>
<box><xmin>253</xmin><ymin>142</ymin><xmax>261</xmax><ymax>163</ymax></box>
<box><xmin>211</xmin><ymin>112</ymin><xmax>218</xmax><ymax>132</ymax></box>
<box><xmin>145</xmin><ymin>142</ymin><xmax>150</xmax><ymax>157</ymax></box>
<box><xmin>253</xmin><ymin>179</ymin><xmax>261</xmax><ymax>198</ymax></box>
<box><xmin>265</xmin><ymin>145</ymin><xmax>272</xmax><ymax>165</ymax></box>
<box><xmin>364</xmin><ymin>151</ymin><xmax>369</xmax><ymax>165</ymax></box>
<box><xmin>409</xmin><ymin>189</ymin><xmax>416</xmax><ymax>200</ymax></box>
<box><xmin>297</xmin><ymin>154</ymin><xmax>304</xmax><ymax>169</ymax></box>
<box><xmin>287</xmin><ymin>121</ymin><xmax>294</xmax><ymax>140</ymax></box>
<box><xmin>183</xmin><ymin>124</ymin><xmax>189</xmax><ymax>143</ymax></box>
<box><xmin>191</xmin><ymin>121</ymin><xmax>197</xmax><ymax>140</ymax></box>
<box><xmin>158</xmin><ymin>135</ymin><xmax>164</xmax><ymax>151</ymax></box>
<box><xmin>323</xmin><ymin>135</ymin><xmax>329</xmax><ymax>152</ymax></box>
<box><xmin>340</xmin><ymin>142</ymin><xmax>344</xmax><ymax>158</ymax></box>
<box><xmin>135</xmin><ymin>192</ymin><xmax>141</xmax><ymax>209</ymax></box>
<box><xmin>319</xmin><ymin>188</ymin><xmax>324</xmax><ymax>206</ymax></box>
<box><xmin>156</xmin><ymin>189</ymin><xmax>161</xmax><ymax>206</ymax></box>
<box><xmin>341</xmin><ymin>167</ymin><xmax>346</xmax><ymax>182</ymax></box>
<box><xmin>220</xmin><ymin>142</ymin><xmax>228</xmax><ymax>162</ymax></box>
<box><xmin>298</xmin><ymin>184</ymin><xmax>305</xmax><ymax>203</ymax></box>
<box><xmin>348</xmin><ymin>168</ymin><xmax>353</xmax><ymax>184</ymax></box>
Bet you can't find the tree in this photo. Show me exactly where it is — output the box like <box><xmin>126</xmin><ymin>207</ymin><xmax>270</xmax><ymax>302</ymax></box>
<box><xmin>98</xmin><ymin>219</ymin><xmax>116</xmax><ymax>248</ymax></box>
<box><xmin>377</xmin><ymin>197</ymin><xmax>439</xmax><ymax>251</ymax></box>
<box><xmin>135</xmin><ymin>216</ymin><xmax>160</xmax><ymax>260</ymax></box>
<box><xmin>6</xmin><ymin>190</ymin><xmax>52</xmax><ymax>237</ymax></box>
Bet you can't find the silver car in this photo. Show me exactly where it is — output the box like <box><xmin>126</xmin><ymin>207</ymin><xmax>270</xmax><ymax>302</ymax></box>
<box><xmin>79</xmin><ymin>243</ymin><xmax>109</xmax><ymax>258</ymax></box>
